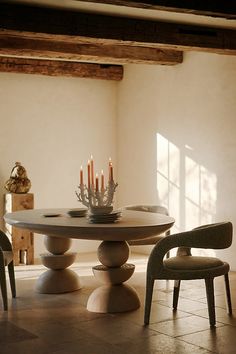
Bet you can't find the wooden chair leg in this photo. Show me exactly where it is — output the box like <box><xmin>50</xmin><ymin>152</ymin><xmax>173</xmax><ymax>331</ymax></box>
<box><xmin>224</xmin><ymin>273</ymin><xmax>232</xmax><ymax>314</ymax></box>
<box><xmin>173</xmin><ymin>280</ymin><xmax>181</xmax><ymax>310</ymax></box>
<box><xmin>144</xmin><ymin>276</ymin><xmax>154</xmax><ymax>325</ymax></box>
<box><xmin>205</xmin><ymin>278</ymin><xmax>216</xmax><ymax>327</ymax></box>
<box><xmin>0</xmin><ymin>256</ymin><xmax>8</xmax><ymax>310</ymax></box>
<box><xmin>8</xmin><ymin>261</ymin><xmax>16</xmax><ymax>298</ymax></box>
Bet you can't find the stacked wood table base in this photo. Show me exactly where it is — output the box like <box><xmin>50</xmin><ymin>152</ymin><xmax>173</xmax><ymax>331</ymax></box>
<box><xmin>36</xmin><ymin>235</ymin><xmax>81</xmax><ymax>294</ymax></box>
<box><xmin>87</xmin><ymin>240</ymin><xmax>140</xmax><ymax>313</ymax></box>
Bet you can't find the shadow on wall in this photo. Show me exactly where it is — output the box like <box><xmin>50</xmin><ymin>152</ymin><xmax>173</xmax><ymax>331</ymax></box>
<box><xmin>156</xmin><ymin>133</ymin><xmax>217</xmax><ymax>239</ymax></box>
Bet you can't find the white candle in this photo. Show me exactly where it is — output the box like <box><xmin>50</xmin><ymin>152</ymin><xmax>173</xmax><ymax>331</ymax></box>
<box><xmin>101</xmin><ymin>169</ymin><xmax>105</xmax><ymax>190</ymax></box>
<box><xmin>80</xmin><ymin>165</ymin><xmax>83</xmax><ymax>185</ymax></box>
<box><xmin>109</xmin><ymin>159</ymin><xmax>113</xmax><ymax>182</ymax></box>
<box><xmin>90</xmin><ymin>155</ymin><xmax>94</xmax><ymax>187</ymax></box>
<box><xmin>95</xmin><ymin>173</ymin><xmax>99</xmax><ymax>192</ymax></box>
<box><xmin>87</xmin><ymin>160</ymin><xmax>91</xmax><ymax>189</ymax></box>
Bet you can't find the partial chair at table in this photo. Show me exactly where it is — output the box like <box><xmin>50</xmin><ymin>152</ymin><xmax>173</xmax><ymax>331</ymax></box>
<box><xmin>123</xmin><ymin>205</ymin><xmax>171</xmax><ymax>258</ymax></box>
<box><xmin>0</xmin><ymin>230</ymin><xmax>16</xmax><ymax>310</ymax></box>
<box><xmin>144</xmin><ymin>222</ymin><xmax>233</xmax><ymax>327</ymax></box>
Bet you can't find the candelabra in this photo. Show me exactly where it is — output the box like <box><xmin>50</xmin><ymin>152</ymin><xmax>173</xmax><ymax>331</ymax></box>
<box><xmin>76</xmin><ymin>180</ymin><xmax>118</xmax><ymax>214</ymax></box>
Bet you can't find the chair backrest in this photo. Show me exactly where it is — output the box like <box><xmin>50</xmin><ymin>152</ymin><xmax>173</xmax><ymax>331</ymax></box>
<box><xmin>0</xmin><ymin>230</ymin><xmax>12</xmax><ymax>251</ymax></box>
<box><xmin>123</xmin><ymin>204</ymin><xmax>169</xmax><ymax>216</ymax></box>
<box><xmin>147</xmin><ymin>222</ymin><xmax>233</xmax><ymax>278</ymax></box>
<box><xmin>190</xmin><ymin>222</ymin><xmax>233</xmax><ymax>249</ymax></box>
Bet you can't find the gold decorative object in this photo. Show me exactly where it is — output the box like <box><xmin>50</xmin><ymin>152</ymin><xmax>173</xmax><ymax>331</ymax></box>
<box><xmin>5</xmin><ymin>162</ymin><xmax>31</xmax><ymax>194</ymax></box>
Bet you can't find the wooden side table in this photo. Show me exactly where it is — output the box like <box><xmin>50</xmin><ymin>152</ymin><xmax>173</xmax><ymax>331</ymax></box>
<box><xmin>4</xmin><ymin>193</ymin><xmax>34</xmax><ymax>265</ymax></box>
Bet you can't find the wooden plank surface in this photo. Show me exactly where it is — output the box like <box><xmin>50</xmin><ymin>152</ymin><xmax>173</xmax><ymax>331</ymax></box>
<box><xmin>77</xmin><ymin>0</ymin><xmax>236</xmax><ymax>19</ymax></box>
<box><xmin>0</xmin><ymin>3</ymin><xmax>235</xmax><ymax>55</ymax></box>
<box><xmin>0</xmin><ymin>32</ymin><xmax>183</xmax><ymax>65</ymax></box>
<box><xmin>0</xmin><ymin>57</ymin><xmax>124</xmax><ymax>80</ymax></box>
<box><xmin>4</xmin><ymin>209</ymin><xmax>175</xmax><ymax>241</ymax></box>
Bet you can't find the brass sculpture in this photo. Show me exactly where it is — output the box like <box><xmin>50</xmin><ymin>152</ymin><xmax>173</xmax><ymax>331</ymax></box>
<box><xmin>5</xmin><ymin>162</ymin><xmax>31</xmax><ymax>193</ymax></box>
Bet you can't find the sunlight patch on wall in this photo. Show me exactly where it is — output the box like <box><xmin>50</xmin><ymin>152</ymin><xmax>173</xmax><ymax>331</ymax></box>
<box><xmin>185</xmin><ymin>156</ymin><xmax>217</xmax><ymax>230</ymax></box>
<box><xmin>156</xmin><ymin>133</ymin><xmax>180</xmax><ymax>232</ymax></box>
<box><xmin>156</xmin><ymin>133</ymin><xmax>217</xmax><ymax>240</ymax></box>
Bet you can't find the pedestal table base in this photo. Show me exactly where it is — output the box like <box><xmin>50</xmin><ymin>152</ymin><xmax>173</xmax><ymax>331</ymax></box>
<box><xmin>36</xmin><ymin>235</ymin><xmax>81</xmax><ymax>294</ymax></box>
<box><xmin>87</xmin><ymin>240</ymin><xmax>141</xmax><ymax>313</ymax></box>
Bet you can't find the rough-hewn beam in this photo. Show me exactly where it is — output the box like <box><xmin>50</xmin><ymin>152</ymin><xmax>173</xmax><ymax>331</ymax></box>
<box><xmin>78</xmin><ymin>0</ymin><xmax>236</xmax><ymax>19</ymax></box>
<box><xmin>0</xmin><ymin>4</ymin><xmax>236</xmax><ymax>55</ymax></box>
<box><xmin>0</xmin><ymin>32</ymin><xmax>183</xmax><ymax>65</ymax></box>
<box><xmin>0</xmin><ymin>57</ymin><xmax>123</xmax><ymax>80</ymax></box>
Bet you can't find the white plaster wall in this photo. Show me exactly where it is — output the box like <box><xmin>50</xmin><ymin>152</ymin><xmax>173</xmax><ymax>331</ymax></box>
<box><xmin>1</xmin><ymin>52</ymin><xmax>236</xmax><ymax>269</ymax></box>
<box><xmin>0</xmin><ymin>73</ymin><xmax>117</xmax><ymax>257</ymax></box>
<box><xmin>117</xmin><ymin>52</ymin><xmax>236</xmax><ymax>269</ymax></box>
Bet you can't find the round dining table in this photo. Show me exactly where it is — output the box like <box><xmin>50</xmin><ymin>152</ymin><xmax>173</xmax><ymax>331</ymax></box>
<box><xmin>4</xmin><ymin>208</ymin><xmax>174</xmax><ymax>313</ymax></box>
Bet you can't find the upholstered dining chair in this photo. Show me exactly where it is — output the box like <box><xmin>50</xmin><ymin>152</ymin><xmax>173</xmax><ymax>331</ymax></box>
<box><xmin>144</xmin><ymin>222</ymin><xmax>233</xmax><ymax>327</ymax></box>
<box><xmin>0</xmin><ymin>229</ymin><xmax>16</xmax><ymax>310</ymax></box>
<box><xmin>123</xmin><ymin>205</ymin><xmax>171</xmax><ymax>258</ymax></box>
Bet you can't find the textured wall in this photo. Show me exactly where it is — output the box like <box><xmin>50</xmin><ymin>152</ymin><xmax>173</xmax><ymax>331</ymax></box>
<box><xmin>117</xmin><ymin>52</ymin><xmax>236</xmax><ymax>268</ymax></box>
<box><xmin>0</xmin><ymin>73</ymin><xmax>117</xmax><ymax>257</ymax></box>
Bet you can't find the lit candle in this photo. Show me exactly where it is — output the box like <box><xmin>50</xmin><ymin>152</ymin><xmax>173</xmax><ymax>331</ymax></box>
<box><xmin>101</xmin><ymin>169</ymin><xmax>105</xmax><ymax>190</ymax></box>
<box><xmin>80</xmin><ymin>165</ymin><xmax>83</xmax><ymax>185</ymax></box>
<box><xmin>90</xmin><ymin>155</ymin><xmax>94</xmax><ymax>187</ymax></box>
<box><xmin>110</xmin><ymin>164</ymin><xmax>113</xmax><ymax>182</ymax></box>
<box><xmin>95</xmin><ymin>173</ymin><xmax>99</xmax><ymax>192</ymax></box>
<box><xmin>87</xmin><ymin>160</ymin><xmax>91</xmax><ymax>189</ymax></box>
<box><xmin>109</xmin><ymin>158</ymin><xmax>113</xmax><ymax>182</ymax></box>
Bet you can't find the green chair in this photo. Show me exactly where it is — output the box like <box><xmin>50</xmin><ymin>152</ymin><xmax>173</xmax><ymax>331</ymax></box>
<box><xmin>144</xmin><ymin>222</ymin><xmax>233</xmax><ymax>327</ymax></box>
<box><xmin>0</xmin><ymin>230</ymin><xmax>16</xmax><ymax>310</ymax></box>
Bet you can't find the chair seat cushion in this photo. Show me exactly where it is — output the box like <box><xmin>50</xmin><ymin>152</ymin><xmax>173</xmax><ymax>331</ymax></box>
<box><xmin>164</xmin><ymin>256</ymin><xmax>224</xmax><ymax>270</ymax></box>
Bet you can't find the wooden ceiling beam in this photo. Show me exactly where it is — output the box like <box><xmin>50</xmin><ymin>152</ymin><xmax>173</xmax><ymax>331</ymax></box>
<box><xmin>0</xmin><ymin>4</ymin><xmax>236</xmax><ymax>56</ymax></box>
<box><xmin>0</xmin><ymin>56</ymin><xmax>123</xmax><ymax>80</ymax></box>
<box><xmin>77</xmin><ymin>0</ymin><xmax>236</xmax><ymax>19</ymax></box>
<box><xmin>0</xmin><ymin>32</ymin><xmax>183</xmax><ymax>66</ymax></box>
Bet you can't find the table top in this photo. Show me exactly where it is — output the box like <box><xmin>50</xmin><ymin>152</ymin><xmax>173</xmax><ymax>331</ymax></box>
<box><xmin>4</xmin><ymin>208</ymin><xmax>175</xmax><ymax>241</ymax></box>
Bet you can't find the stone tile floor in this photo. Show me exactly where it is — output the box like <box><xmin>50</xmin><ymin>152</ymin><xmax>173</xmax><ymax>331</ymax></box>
<box><xmin>0</xmin><ymin>253</ymin><xmax>236</xmax><ymax>354</ymax></box>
